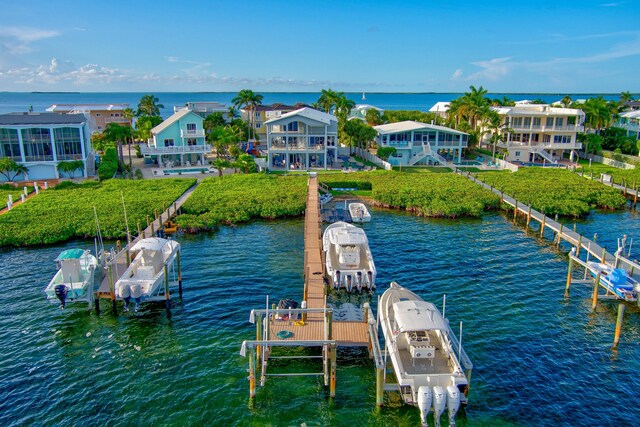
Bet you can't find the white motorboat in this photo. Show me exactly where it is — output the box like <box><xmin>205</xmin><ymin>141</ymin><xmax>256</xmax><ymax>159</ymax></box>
<box><xmin>586</xmin><ymin>261</ymin><xmax>639</xmax><ymax>302</ymax></box>
<box><xmin>379</xmin><ymin>282</ymin><xmax>472</xmax><ymax>427</ymax></box>
<box><xmin>322</xmin><ymin>221</ymin><xmax>376</xmax><ymax>292</ymax></box>
<box><xmin>348</xmin><ymin>202</ymin><xmax>371</xmax><ymax>223</ymax></box>
<box><xmin>44</xmin><ymin>249</ymin><xmax>98</xmax><ymax>309</ymax></box>
<box><xmin>115</xmin><ymin>237</ymin><xmax>180</xmax><ymax>312</ymax></box>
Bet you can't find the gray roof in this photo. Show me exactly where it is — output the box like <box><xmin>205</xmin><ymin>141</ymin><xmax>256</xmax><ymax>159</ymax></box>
<box><xmin>0</xmin><ymin>112</ymin><xmax>87</xmax><ymax>126</ymax></box>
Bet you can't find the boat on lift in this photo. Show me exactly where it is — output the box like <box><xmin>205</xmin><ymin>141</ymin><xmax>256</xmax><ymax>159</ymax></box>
<box><xmin>379</xmin><ymin>282</ymin><xmax>472</xmax><ymax>427</ymax></box>
<box><xmin>322</xmin><ymin>221</ymin><xmax>376</xmax><ymax>292</ymax></box>
<box><xmin>114</xmin><ymin>237</ymin><xmax>180</xmax><ymax>312</ymax></box>
<box><xmin>348</xmin><ymin>202</ymin><xmax>371</xmax><ymax>223</ymax></box>
<box><xmin>586</xmin><ymin>261</ymin><xmax>639</xmax><ymax>302</ymax></box>
<box><xmin>44</xmin><ymin>249</ymin><xmax>98</xmax><ymax>309</ymax></box>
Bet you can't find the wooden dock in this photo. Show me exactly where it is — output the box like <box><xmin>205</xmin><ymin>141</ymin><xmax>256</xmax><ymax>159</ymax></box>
<box><xmin>241</xmin><ymin>175</ymin><xmax>382</xmax><ymax>401</ymax></box>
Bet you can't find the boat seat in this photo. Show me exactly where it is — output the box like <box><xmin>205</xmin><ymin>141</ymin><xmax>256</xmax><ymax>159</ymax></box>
<box><xmin>136</xmin><ymin>265</ymin><xmax>156</xmax><ymax>280</ymax></box>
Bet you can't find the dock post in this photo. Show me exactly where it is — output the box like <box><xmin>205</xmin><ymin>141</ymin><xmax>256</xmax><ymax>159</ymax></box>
<box><xmin>633</xmin><ymin>184</ymin><xmax>637</xmax><ymax>209</ymax></box>
<box><xmin>108</xmin><ymin>264</ymin><xmax>117</xmax><ymax>314</ymax></box>
<box><xmin>255</xmin><ymin>313</ymin><xmax>263</xmax><ymax>359</ymax></box>
<box><xmin>513</xmin><ymin>199</ymin><xmax>518</xmax><ymax>221</ymax></box>
<box><xmin>146</xmin><ymin>215</ymin><xmax>150</xmax><ymax>228</ymax></box>
<box><xmin>591</xmin><ymin>272</ymin><xmax>602</xmax><ymax>311</ymax></box>
<box><xmin>164</xmin><ymin>264</ymin><xmax>171</xmax><ymax>318</ymax></box>
<box><xmin>601</xmin><ymin>248</ymin><xmax>607</xmax><ymax>263</ymax></box>
<box><xmin>177</xmin><ymin>250</ymin><xmax>183</xmax><ymax>298</ymax></box>
<box><xmin>376</xmin><ymin>366</ymin><xmax>384</xmax><ymax>406</ymax></box>
<box><xmin>137</xmin><ymin>221</ymin><xmax>141</xmax><ymax>237</ymax></box>
<box><xmin>526</xmin><ymin>205</ymin><xmax>532</xmax><ymax>230</ymax></box>
<box><xmin>151</xmin><ymin>221</ymin><xmax>155</xmax><ymax>237</ymax></box>
<box><xmin>540</xmin><ymin>215</ymin><xmax>546</xmax><ymax>238</ymax></box>
<box><xmin>557</xmin><ymin>223</ymin><xmax>563</xmax><ymax>246</ymax></box>
<box><xmin>116</xmin><ymin>240</ymin><xmax>121</xmax><ymax>253</ymax></box>
<box><xmin>329</xmin><ymin>343</ymin><xmax>337</xmax><ymax>398</ymax></box>
<box><xmin>94</xmin><ymin>293</ymin><xmax>100</xmax><ymax>314</ymax></box>
<box><xmin>249</xmin><ymin>348</ymin><xmax>256</xmax><ymax>398</ymax></box>
<box><xmin>613</xmin><ymin>303</ymin><xmax>626</xmax><ymax>348</ymax></box>
<box><xmin>565</xmin><ymin>249</ymin><xmax>575</xmax><ymax>297</ymax></box>
<box><xmin>327</xmin><ymin>310</ymin><xmax>333</xmax><ymax>340</ymax></box>
<box><xmin>576</xmin><ymin>235</ymin><xmax>583</xmax><ymax>257</ymax></box>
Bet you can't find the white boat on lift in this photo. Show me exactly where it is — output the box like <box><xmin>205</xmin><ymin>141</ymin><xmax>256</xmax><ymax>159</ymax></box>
<box><xmin>348</xmin><ymin>202</ymin><xmax>371</xmax><ymax>223</ymax></box>
<box><xmin>114</xmin><ymin>237</ymin><xmax>180</xmax><ymax>312</ymax></box>
<box><xmin>586</xmin><ymin>261</ymin><xmax>639</xmax><ymax>303</ymax></box>
<box><xmin>322</xmin><ymin>221</ymin><xmax>376</xmax><ymax>292</ymax></box>
<box><xmin>44</xmin><ymin>249</ymin><xmax>98</xmax><ymax>309</ymax></box>
<box><xmin>379</xmin><ymin>282</ymin><xmax>472</xmax><ymax>427</ymax></box>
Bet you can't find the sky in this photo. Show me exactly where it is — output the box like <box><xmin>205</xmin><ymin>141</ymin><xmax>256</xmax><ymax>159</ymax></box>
<box><xmin>0</xmin><ymin>0</ymin><xmax>639</xmax><ymax>93</ymax></box>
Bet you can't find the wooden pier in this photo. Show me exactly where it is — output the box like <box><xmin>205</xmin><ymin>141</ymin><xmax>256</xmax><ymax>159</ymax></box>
<box><xmin>94</xmin><ymin>181</ymin><xmax>198</xmax><ymax>314</ymax></box>
<box><xmin>241</xmin><ymin>175</ymin><xmax>383</xmax><ymax>401</ymax></box>
<box><xmin>460</xmin><ymin>170</ymin><xmax>640</xmax><ymax>346</ymax></box>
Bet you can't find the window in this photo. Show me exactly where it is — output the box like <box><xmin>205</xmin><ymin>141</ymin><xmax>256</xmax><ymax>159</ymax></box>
<box><xmin>255</xmin><ymin>123</ymin><xmax>262</xmax><ymax>129</ymax></box>
<box><xmin>546</xmin><ymin>117</ymin><xmax>553</xmax><ymax>127</ymax></box>
<box><xmin>0</xmin><ymin>128</ymin><xmax>21</xmax><ymax>160</ymax></box>
<box><xmin>21</xmin><ymin>128</ymin><xmax>53</xmax><ymax>161</ymax></box>
<box><xmin>97</xmin><ymin>126</ymin><xmax>102</xmax><ymax>130</ymax></box>
<box><xmin>524</xmin><ymin>117</ymin><xmax>531</xmax><ymax>127</ymax></box>
<box><xmin>530</xmin><ymin>134</ymin><xmax>540</xmax><ymax>142</ymax></box>
<box><xmin>555</xmin><ymin>117</ymin><xmax>564</xmax><ymax>127</ymax></box>
<box><xmin>286</xmin><ymin>122</ymin><xmax>299</xmax><ymax>132</ymax></box>
<box><xmin>186</xmin><ymin>123</ymin><xmax>197</xmax><ymax>135</ymax></box>
<box><xmin>54</xmin><ymin>127</ymin><xmax>83</xmax><ymax>160</ymax></box>
<box><xmin>511</xmin><ymin>133</ymin><xmax>522</xmax><ymax>142</ymax></box>
<box><xmin>515</xmin><ymin>151</ymin><xmax>521</xmax><ymax>157</ymax></box>
<box><xmin>187</xmin><ymin>138</ymin><xmax>198</xmax><ymax>146</ymax></box>
<box><xmin>553</xmin><ymin>135</ymin><xmax>571</xmax><ymax>144</ymax></box>
<box><xmin>164</xmin><ymin>139</ymin><xmax>174</xmax><ymax>147</ymax></box>
<box><xmin>533</xmin><ymin>117</ymin><xmax>541</xmax><ymax>127</ymax></box>
<box><xmin>543</xmin><ymin>135</ymin><xmax>551</xmax><ymax>143</ymax></box>
<box><xmin>511</xmin><ymin>117</ymin><xmax>523</xmax><ymax>127</ymax></box>
<box><xmin>522</xmin><ymin>134</ymin><xmax>530</xmax><ymax>143</ymax></box>
<box><xmin>96</xmin><ymin>113</ymin><xmax>101</xmax><ymax>117</ymax></box>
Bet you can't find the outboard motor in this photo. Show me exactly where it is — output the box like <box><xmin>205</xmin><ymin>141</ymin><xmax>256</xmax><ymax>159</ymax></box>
<box><xmin>432</xmin><ymin>386</ymin><xmax>446</xmax><ymax>427</ymax></box>
<box><xmin>356</xmin><ymin>272</ymin><xmax>363</xmax><ymax>293</ymax></box>
<box><xmin>447</xmin><ymin>385</ymin><xmax>461</xmax><ymax>427</ymax></box>
<box><xmin>367</xmin><ymin>271</ymin><xmax>374</xmax><ymax>289</ymax></box>
<box><xmin>120</xmin><ymin>284</ymin><xmax>132</xmax><ymax>312</ymax></box>
<box><xmin>54</xmin><ymin>284</ymin><xmax>68</xmax><ymax>309</ymax></box>
<box><xmin>334</xmin><ymin>271</ymin><xmax>341</xmax><ymax>290</ymax></box>
<box><xmin>345</xmin><ymin>275</ymin><xmax>353</xmax><ymax>293</ymax></box>
<box><xmin>417</xmin><ymin>386</ymin><xmax>432</xmax><ymax>427</ymax></box>
<box><xmin>130</xmin><ymin>283</ymin><xmax>142</xmax><ymax>312</ymax></box>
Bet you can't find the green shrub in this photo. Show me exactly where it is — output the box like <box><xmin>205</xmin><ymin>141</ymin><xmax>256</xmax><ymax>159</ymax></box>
<box><xmin>97</xmin><ymin>147</ymin><xmax>119</xmax><ymax>181</ymax></box>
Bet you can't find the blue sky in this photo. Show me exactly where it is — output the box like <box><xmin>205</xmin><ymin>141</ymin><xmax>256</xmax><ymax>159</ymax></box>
<box><xmin>0</xmin><ymin>0</ymin><xmax>638</xmax><ymax>92</ymax></box>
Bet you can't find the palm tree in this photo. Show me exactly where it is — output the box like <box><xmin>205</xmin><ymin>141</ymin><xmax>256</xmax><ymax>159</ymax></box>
<box><xmin>232</xmin><ymin>89</ymin><xmax>263</xmax><ymax>141</ymax></box>
<box><xmin>620</xmin><ymin>91</ymin><xmax>634</xmax><ymax>103</ymax></box>
<box><xmin>484</xmin><ymin>111</ymin><xmax>513</xmax><ymax>161</ymax></box>
<box><xmin>560</xmin><ymin>95</ymin><xmax>572</xmax><ymax>108</ymax></box>
<box><xmin>227</xmin><ymin>106</ymin><xmax>239</xmax><ymax>122</ymax></box>
<box><xmin>123</xmin><ymin>107</ymin><xmax>136</xmax><ymax>168</ymax></box>
<box><xmin>0</xmin><ymin>157</ymin><xmax>28</xmax><ymax>182</ymax></box>
<box><xmin>317</xmin><ymin>89</ymin><xmax>340</xmax><ymax>113</ymax></box>
<box><xmin>137</xmin><ymin>94</ymin><xmax>164</xmax><ymax>117</ymax></box>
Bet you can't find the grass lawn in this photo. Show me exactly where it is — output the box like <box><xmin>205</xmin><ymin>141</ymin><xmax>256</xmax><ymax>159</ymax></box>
<box><xmin>392</xmin><ymin>166</ymin><xmax>453</xmax><ymax>173</ymax></box>
<box><xmin>330</xmin><ymin>190</ymin><xmax>372</xmax><ymax>197</ymax></box>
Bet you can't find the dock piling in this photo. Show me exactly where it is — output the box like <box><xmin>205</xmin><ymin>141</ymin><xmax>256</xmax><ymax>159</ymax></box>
<box><xmin>249</xmin><ymin>348</ymin><xmax>256</xmax><ymax>398</ymax></box>
<box><xmin>177</xmin><ymin>250</ymin><xmax>183</xmax><ymax>298</ymax></box>
<box><xmin>591</xmin><ymin>272</ymin><xmax>602</xmax><ymax>311</ymax></box>
<box><xmin>565</xmin><ymin>249</ymin><xmax>575</xmax><ymax>297</ymax></box>
<box><xmin>108</xmin><ymin>264</ymin><xmax>117</xmax><ymax>314</ymax></box>
<box><xmin>613</xmin><ymin>303</ymin><xmax>626</xmax><ymax>348</ymax></box>
<box><xmin>164</xmin><ymin>264</ymin><xmax>171</xmax><ymax>318</ymax></box>
<box><xmin>329</xmin><ymin>343</ymin><xmax>337</xmax><ymax>398</ymax></box>
<box><xmin>526</xmin><ymin>205</ymin><xmax>532</xmax><ymax>230</ymax></box>
<box><xmin>376</xmin><ymin>367</ymin><xmax>384</xmax><ymax>406</ymax></box>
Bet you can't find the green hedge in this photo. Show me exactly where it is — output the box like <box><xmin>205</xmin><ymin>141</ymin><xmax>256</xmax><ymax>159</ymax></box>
<box><xmin>323</xmin><ymin>181</ymin><xmax>372</xmax><ymax>190</ymax></box>
<box><xmin>98</xmin><ymin>147</ymin><xmax>118</xmax><ymax>181</ymax></box>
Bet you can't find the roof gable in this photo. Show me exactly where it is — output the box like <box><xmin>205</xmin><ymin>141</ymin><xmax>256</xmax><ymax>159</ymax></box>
<box><xmin>151</xmin><ymin>109</ymin><xmax>203</xmax><ymax>135</ymax></box>
<box><xmin>264</xmin><ymin>107</ymin><xmax>336</xmax><ymax>126</ymax></box>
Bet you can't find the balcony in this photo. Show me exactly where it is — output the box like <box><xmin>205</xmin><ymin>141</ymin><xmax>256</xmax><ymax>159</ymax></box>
<box><xmin>509</xmin><ymin>124</ymin><xmax>584</xmax><ymax>132</ymax></box>
<box><xmin>180</xmin><ymin>129</ymin><xmax>205</xmax><ymax>138</ymax></box>
<box><xmin>140</xmin><ymin>144</ymin><xmax>211</xmax><ymax>155</ymax></box>
<box><xmin>270</xmin><ymin>143</ymin><xmax>325</xmax><ymax>151</ymax></box>
<box><xmin>503</xmin><ymin>141</ymin><xmax>582</xmax><ymax>150</ymax></box>
<box><xmin>104</xmin><ymin>117</ymin><xmax>130</xmax><ymax>124</ymax></box>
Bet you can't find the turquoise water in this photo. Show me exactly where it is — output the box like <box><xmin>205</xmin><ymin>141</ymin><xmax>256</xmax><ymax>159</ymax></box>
<box><xmin>1</xmin><ymin>209</ymin><xmax>640</xmax><ymax>426</ymax></box>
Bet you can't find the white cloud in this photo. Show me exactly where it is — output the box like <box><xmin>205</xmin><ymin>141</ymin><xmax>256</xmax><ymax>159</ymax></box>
<box><xmin>451</xmin><ymin>69</ymin><xmax>463</xmax><ymax>80</ymax></box>
<box><xmin>466</xmin><ymin>57</ymin><xmax>513</xmax><ymax>81</ymax></box>
<box><xmin>0</xmin><ymin>26</ymin><xmax>60</xmax><ymax>55</ymax></box>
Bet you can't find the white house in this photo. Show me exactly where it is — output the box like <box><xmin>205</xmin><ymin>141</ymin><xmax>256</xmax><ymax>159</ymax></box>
<box><xmin>349</xmin><ymin>104</ymin><xmax>384</xmax><ymax>121</ymax></box>
<box><xmin>174</xmin><ymin>101</ymin><xmax>228</xmax><ymax>118</ymax></box>
<box><xmin>614</xmin><ymin>110</ymin><xmax>640</xmax><ymax>140</ymax></box>
<box><xmin>265</xmin><ymin>107</ymin><xmax>338</xmax><ymax>170</ymax></box>
<box><xmin>490</xmin><ymin>104</ymin><xmax>585</xmax><ymax>163</ymax></box>
<box><xmin>373</xmin><ymin>120</ymin><xmax>468</xmax><ymax>166</ymax></box>
<box><xmin>0</xmin><ymin>112</ymin><xmax>93</xmax><ymax>181</ymax></box>
<box><xmin>428</xmin><ymin>102</ymin><xmax>451</xmax><ymax>119</ymax></box>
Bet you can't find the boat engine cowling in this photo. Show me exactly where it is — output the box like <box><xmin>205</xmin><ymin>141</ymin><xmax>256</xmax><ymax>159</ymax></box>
<box><xmin>54</xmin><ymin>284</ymin><xmax>68</xmax><ymax>308</ymax></box>
<box><xmin>447</xmin><ymin>385</ymin><xmax>461</xmax><ymax>427</ymax></box>
<box><xmin>417</xmin><ymin>385</ymin><xmax>432</xmax><ymax>426</ymax></box>
<box><xmin>130</xmin><ymin>283</ymin><xmax>142</xmax><ymax>299</ymax></box>
<box><xmin>356</xmin><ymin>272</ymin><xmax>363</xmax><ymax>292</ymax></box>
<box><xmin>119</xmin><ymin>284</ymin><xmax>131</xmax><ymax>299</ymax></box>
<box><xmin>345</xmin><ymin>275</ymin><xmax>353</xmax><ymax>293</ymax></box>
<box><xmin>432</xmin><ymin>386</ymin><xmax>446</xmax><ymax>427</ymax></box>
<box><xmin>367</xmin><ymin>271</ymin><xmax>374</xmax><ymax>289</ymax></box>
<box><xmin>334</xmin><ymin>271</ymin><xmax>341</xmax><ymax>290</ymax></box>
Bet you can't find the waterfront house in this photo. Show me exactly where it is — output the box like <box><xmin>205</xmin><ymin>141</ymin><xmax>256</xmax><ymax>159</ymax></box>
<box><xmin>348</xmin><ymin>104</ymin><xmax>384</xmax><ymax>122</ymax></box>
<box><xmin>140</xmin><ymin>109</ymin><xmax>209</xmax><ymax>167</ymax></box>
<box><xmin>265</xmin><ymin>107</ymin><xmax>338</xmax><ymax>170</ymax></box>
<box><xmin>47</xmin><ymin>103</ymin><xmax>130</xmax><ymax>133</ymax></box>
<box><xmin>0</xmin><ymin>112</ymin><xmax>93</xmax><ymax>181</ymax></box>
<box><xmin>489</xmin><ymin>104</ymin><xmax>585</xmax><ymax>163</ymax></box>
<box><xmin>614</xmin><ymin>110</ymin><xmax>640</xmax><ymax>140</ymax></box>
<box><xmin>428</xmin><ymin>102</ymin><xmax>451</xmax><ymax>119</ymax></box>
<box><xmin>241</xmin><ymin>103</ymin><xmax>309</xmax><ymax>143</ymax></box>
<box><xmin>373</xmin><ymin>120</ymin><xmax>468</xmax><ymax>165</ymax></box>
<box><xmin>174</xmin><ymin>101</ymin><xmax>228</xmax><ymax>118</ymax></box>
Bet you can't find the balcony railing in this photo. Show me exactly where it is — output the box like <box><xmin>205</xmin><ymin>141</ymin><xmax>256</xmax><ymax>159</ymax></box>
<box><xmin>270</xmin><ymin>143</ymin><xmax>325</xmax><ymax>151</ymax></box>
<box><xmin>180</xmin><ymin>129</ymin><xmax>206</xmax><ymax>138</ymax></box>
<box><xmin>509</xmin><ymin>124</ymin><xmax>584</xmax><ymax>132</ymax></box>
<box><xmin>140</xmin><ymin>144</ymin><xmax>211</xmax><ymax>155</ymax></box>
<box><xmin>104</xmin><ymin>117</ymin><xmax>130</xmax><ymax>124</ymax></box>
<box><xmin>503</xmin><ymin>141</ymin><xmax>582</xmax><ymax>150</ymax></box>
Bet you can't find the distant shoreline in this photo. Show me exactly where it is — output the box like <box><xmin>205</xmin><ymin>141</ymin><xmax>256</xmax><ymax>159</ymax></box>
<box><xmin>0</xmin><ymin>91</ymin><xmax>621</xmax><ymax>95</ymax></box>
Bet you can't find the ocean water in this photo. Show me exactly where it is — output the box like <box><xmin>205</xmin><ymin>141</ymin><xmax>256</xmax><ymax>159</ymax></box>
<box><xmin>0</xmin><ymin>92</ymin><xmax>621</xmax><ymax>118</ymax></box>
<box><xmin>1</xmin><ymin>208</ymin><xmax>639</xmax><ymax>426</ymax></box>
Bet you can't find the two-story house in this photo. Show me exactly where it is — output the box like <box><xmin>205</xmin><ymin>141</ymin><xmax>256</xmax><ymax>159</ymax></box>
<box><xmin>373</xmin><ymin>121</ymin><xmax>468</xmax><ymax>165</ymax></box>
<box><xmin>47</xmin><ymin>103</ymin><xmax>131</xmax><ymax>134</ymax></box>
<box><xmin>241</xmin><ymin>103</ymin><xmax>309</xmax><ymax>143</ymax></box>
<box><xmin>265</xmin><ymin>107</ymin><xmax>338</xmax><ymax>170</ymax></box>
<box><xmin>140</xmin><ymin>109</ymin><xmax>209</xmax><ymax>167</ymax></box>
<box><xmin>174</xmin><ymin>101</ymin><xmax>228</xmax><ymax>118</ymax></box>
<box><xmin>0</xmin><ymin>112</ymin><xmax>93</xmax><ymax>181</ymax></box>
<box><xmin>490</xmin><ymin>104</ymin><xmax>585</xmax><ymax>163</ymax></box>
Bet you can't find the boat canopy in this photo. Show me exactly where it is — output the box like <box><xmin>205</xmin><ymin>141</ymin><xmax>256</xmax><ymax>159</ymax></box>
<box><xmin>393</xmin><ymin>300</ymin><xmax>448</xmax><ymax>332</ymax></box>
<box><xmin>131</xmin><ymin>238</ymin><xmax>168</xmax><ymax>252</ymax></box>
<box><xmin>55</xmin><ymin>249</ymin><xmax>86</xmax><ymax>261</ymax></box>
